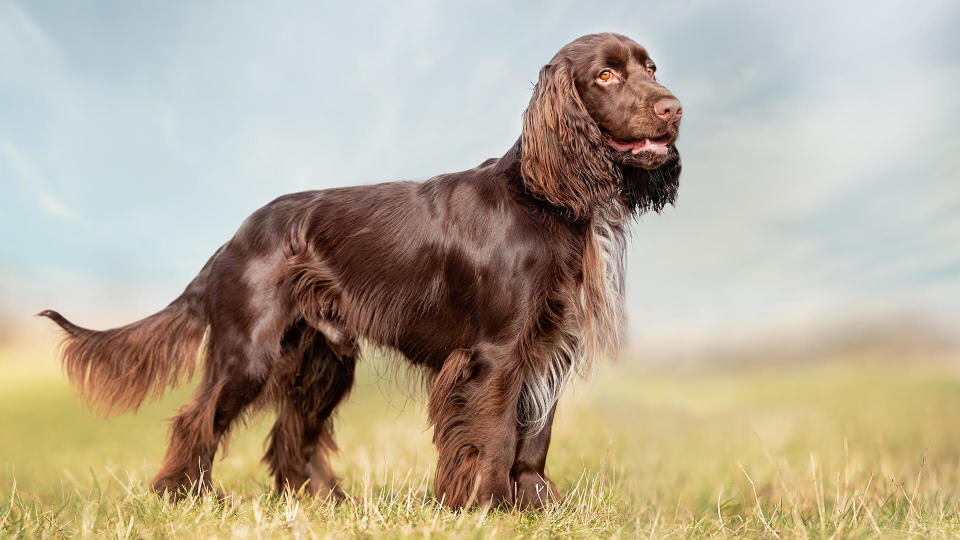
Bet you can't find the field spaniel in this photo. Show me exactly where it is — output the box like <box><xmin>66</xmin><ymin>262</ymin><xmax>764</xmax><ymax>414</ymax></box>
<box><xmin>41</xmin><ymin>32</ymin><xmax>682</xmax><ymax>509</ymax></box>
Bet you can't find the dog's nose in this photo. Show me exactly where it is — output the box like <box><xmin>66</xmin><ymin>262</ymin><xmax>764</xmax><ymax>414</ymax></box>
<box><xmin>653</xmin><ymin>98</ymin><xmax>682</xmax><ymax>123</ymax></box>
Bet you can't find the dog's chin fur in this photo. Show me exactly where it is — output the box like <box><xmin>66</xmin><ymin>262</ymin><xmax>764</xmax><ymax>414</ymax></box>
<box><xmin>618</xmin><ymin>153</ymin><xmax>681</xmax><ymax>215</ymax></box>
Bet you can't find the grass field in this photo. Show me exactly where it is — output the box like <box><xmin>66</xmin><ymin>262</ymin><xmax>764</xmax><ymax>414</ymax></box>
<box><xmin>2</xmin><ymin>338</ymin><xmax>960</xmax><ymax>538</ymax></box>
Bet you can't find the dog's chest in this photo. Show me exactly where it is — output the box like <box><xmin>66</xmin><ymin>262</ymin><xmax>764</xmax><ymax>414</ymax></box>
<box><xmin>577</xmin><ymin>212</ymin><xmax>627</xmax><ymax>356</ymax></box>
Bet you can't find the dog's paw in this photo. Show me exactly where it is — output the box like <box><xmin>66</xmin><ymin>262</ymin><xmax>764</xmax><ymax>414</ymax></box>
<box><xmin>515</xmin><ymin>471</ymin><xmax>560</xmax><ymax>510</ymax></box>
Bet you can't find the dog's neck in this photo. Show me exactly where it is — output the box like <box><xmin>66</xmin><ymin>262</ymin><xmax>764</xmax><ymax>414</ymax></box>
<box><xmin>500</xmin><ymin>136</ymin><xmax>678</xmax><ymax>223</ymax></box>
<box><xmin>494</xmin><ymin>137</ymin><xmax>524</xmax><ymax>178</ymax></box>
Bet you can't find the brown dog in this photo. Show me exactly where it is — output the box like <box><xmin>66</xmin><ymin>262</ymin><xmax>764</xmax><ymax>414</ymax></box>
<box><xmin>41</xmin><ymin>33</ymin><xmax>682</xmax><ymax>509</ymax></box>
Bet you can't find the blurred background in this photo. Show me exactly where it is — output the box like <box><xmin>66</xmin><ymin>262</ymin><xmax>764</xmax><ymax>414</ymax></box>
<box><xmin>2</xmin><ymin>1</ymin><xmax>958</xmax><ymax>360</ymax></box>
<box><xmin>1</xmin><ymin>2</ymin><xmax>959</xmax><ymax>535</ymax></box>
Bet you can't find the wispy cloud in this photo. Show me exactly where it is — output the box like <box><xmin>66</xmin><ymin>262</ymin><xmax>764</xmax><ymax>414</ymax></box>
<box><xmin>0</xmin><ymin>0</ymin><xmax>957</xmax><ymax>340</ymax></box>
<box><xmin>0</xmin><ymin>137</ymin><xmax>76</xmax><ymax>222</ymax></box>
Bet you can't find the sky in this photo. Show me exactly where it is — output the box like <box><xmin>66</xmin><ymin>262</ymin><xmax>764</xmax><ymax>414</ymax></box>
<box><xmin>1</xmin><ymin>1</ymin><xmax>958</xmax><ymax>346</ymax></box>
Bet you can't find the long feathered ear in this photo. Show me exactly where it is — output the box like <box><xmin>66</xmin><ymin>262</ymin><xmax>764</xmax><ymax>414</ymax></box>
<box><xmin>521</xmin><ymin>60</ymin><xmax>620</xmax><ymax>220</ymax></box>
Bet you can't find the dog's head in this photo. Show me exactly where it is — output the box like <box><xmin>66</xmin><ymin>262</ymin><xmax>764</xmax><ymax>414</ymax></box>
<box><xmin>521</xmin><ymin>33</ymin><xmax>682</xmax><ymax>219</ymax></box>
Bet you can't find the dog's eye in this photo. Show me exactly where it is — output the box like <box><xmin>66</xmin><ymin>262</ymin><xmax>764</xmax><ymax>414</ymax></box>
<box><xmin>597</xmin><ymin>69</ymin><xmax>620</xmax><ymax>84</ymax></box>
<box><xmin>646</xmin><ymin>67</ymin><xmax>656</xmax><ymax>77</ymax></box>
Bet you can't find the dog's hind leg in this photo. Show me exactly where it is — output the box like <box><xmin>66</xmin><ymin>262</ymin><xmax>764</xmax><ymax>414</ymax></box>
<box><xmin>150</xmin><ymin>332</ymin><xmax>277</xmax><ymax>499</ymax></box>
<box><xmin>264</xmin><ymin>322</ymin><xmax>356</xmax><ymax>500</ymax></box>
<box><xmin>151</xmin><ymin>253</ymin><xmax>291</xmax><ymax>499</ymax></box>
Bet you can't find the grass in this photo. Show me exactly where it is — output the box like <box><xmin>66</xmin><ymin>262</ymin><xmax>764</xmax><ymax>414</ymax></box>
<box><xmin>2</xmin><ymin>338</ymin><xmax>960</xmax><ymax>538</ymax></box>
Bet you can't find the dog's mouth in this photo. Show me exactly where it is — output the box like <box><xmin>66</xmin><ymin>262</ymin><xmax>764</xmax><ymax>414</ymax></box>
<box><xmin>602</xmin><ymin>132</ymin><xmax>674</xmax><ymax>155</ymax></box>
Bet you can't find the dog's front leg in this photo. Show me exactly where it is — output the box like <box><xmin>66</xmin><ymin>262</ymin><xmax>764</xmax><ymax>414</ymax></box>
<box><xmin>512</xmin><ymin>402</ymin><xmax>561</xmax><ymax>509</ymax></box>
<box><xmin>429</xmin><ymin>344</ymin><xmax>521</xmax><ymax>509</ymax></box>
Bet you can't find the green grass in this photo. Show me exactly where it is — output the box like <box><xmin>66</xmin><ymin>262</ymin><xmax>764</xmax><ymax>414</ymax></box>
<box><xmin>3</xmin><ymin>341</ymin><xmax>960</xmax><ymax>538</ymax></box>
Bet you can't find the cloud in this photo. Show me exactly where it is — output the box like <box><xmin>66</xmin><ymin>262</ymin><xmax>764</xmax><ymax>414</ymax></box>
<box><xmin>0</xmin><ymin>137</ymin><xmax>76</xmax><ymax>222</ymax></box>
<box><xmin>1</xmin><ymin>0</ymin><xmax>957</xmax><ymax>342</ymax></box>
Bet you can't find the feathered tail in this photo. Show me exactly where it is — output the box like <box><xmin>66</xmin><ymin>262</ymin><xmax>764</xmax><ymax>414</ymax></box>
<box><xmin>39</xmin><ymin>256</ymin><xmax>215</xmax><ymax>416</ymax></box>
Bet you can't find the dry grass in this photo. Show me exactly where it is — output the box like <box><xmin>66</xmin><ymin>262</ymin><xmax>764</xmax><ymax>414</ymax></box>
<box><xmin>2</xmin><ymin>337</ymin><xmax>960</xmax><ymax>538</ymax></box>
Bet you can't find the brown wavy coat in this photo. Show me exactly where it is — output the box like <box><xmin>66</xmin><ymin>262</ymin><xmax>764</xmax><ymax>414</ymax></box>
<box><xmin>41</xmin><ymin>33</ymin><xmax>682</xmax><ymax>509</ymax></box>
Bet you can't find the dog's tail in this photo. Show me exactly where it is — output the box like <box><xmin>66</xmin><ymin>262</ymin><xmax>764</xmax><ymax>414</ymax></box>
<box><xmin>38</xmin><ymin>253</ymin><xmax>218</xmax><ymax>416</ymax></box>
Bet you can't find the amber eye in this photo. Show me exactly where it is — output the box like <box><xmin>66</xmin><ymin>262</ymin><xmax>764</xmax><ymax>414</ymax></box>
<box><xmin>646</xmin><ymin>67</ymin><xmax>656</xmax><ymax>77</ymax></box>
<box><xmin>598</xmin><ymin>70</ymin><xmax>612</xmax><ymax>81</ymax></box>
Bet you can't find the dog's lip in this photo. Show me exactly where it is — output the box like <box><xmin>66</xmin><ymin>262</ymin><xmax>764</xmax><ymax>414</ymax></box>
<box><xmin>602</xmin><ymin>132</ymin><xmax>674</xmax><ymax>155</ymax></box>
